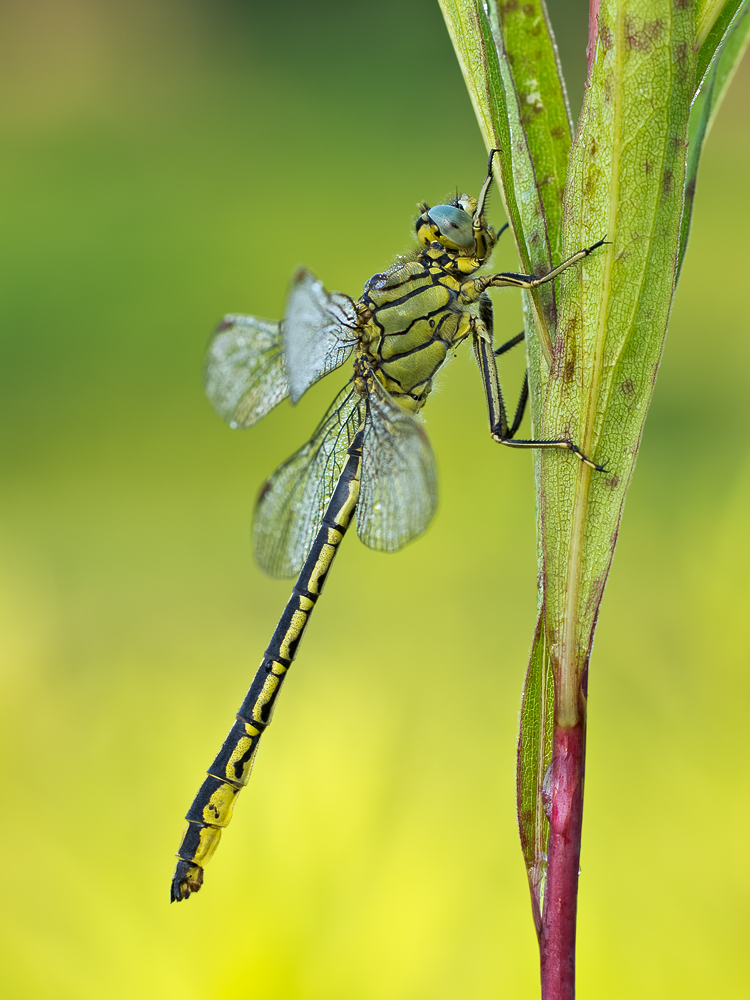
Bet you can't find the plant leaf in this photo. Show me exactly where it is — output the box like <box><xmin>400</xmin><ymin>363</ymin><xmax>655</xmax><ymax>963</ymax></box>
<box><xmin>441</xmin><ymin>0</ymin><xmax>747</xmax><ymax>942</ymax></box>
<box><xmin>695</xmin><ymin>0</ymin><xmax>745</xmax><ymax>72</ymax></box>
<box><xmin>678</xmin><ymin>2</ymin><xmax>750</xmax><ymax>280</ymax></box>
<box><xmin>440</xmin><ymin>1</ymin><xmax>579</xmax><ymax>921</ymax></box>
<box><xmin>489</xmin><ymin>0</ymin><xmax>572</xmax><ymax>264</ymax></box>
<box><xmin>439</xmin><ymin>0</ymin><xmax>560</xmax><ymax>355</ymax></box>
<box><xmin>516</xmin><ymin>613</ymin><xmax>554</xmax><ymax>937</ymax></box>
<box><xmin>538</xmin><ymin>1</ymin><xmax>696</xmax><ymax>724</ymax></box>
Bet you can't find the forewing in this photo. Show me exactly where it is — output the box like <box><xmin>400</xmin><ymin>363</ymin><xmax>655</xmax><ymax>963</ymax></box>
<box><xmin>204</xmin><ymin>315</ymin><xmax>290</xmax><ymax>429</ymax></box>
<box><xmin>253</xmin><ymin>385</ymin><xmax>364</xmax><ymax>578</ymax></box>
<box><xmin>283</xmin><ymin>268</ymin><xmax>358</xmax><ymax>404</ymax></box>
<box><xmin>357</xmin><ymin>378</ymin><xmax>438</xmax><ymax>552</ymax></box>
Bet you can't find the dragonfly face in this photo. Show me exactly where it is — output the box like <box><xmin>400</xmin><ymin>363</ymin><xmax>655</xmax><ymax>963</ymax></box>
<box><xmin>415</xmin><ymin>193</ymin><xmax>497</xmax><ymax>272</ymax></box>
<box><xmin>174</xmin><ymin>152</ymin><xmax>606</xmax><ymax>901</ymax></box>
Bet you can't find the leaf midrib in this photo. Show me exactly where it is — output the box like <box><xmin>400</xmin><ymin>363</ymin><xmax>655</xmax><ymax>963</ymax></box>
<box><xmin>557</xmin><ymin>9</ymin><xmax>623</xmax><ymax>724</ymax></box>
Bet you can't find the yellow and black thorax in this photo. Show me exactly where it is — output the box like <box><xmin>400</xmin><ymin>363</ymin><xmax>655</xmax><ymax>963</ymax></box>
<box><xmin>355</xmin><ymin>193</ymin><xmax>497</xmax><ymax>412</ymax></box>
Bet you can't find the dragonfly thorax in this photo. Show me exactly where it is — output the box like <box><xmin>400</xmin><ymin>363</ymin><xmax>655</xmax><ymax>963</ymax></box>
<box><xmin>353</xmin><ymin>187</ymin><xmax>502</xmax><ymax>414</ymax></box>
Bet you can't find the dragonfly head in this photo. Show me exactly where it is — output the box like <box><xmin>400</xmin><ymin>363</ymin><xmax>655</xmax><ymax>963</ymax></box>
<box><xmin>415</xmin><ymin>195</ymin><xmax>496</xmax><ymax>269</ymax></box>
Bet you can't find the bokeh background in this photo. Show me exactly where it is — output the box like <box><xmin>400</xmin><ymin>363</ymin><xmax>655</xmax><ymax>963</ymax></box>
<box><xmin>0</xmin><ymin>1</ymin><xmax>748</xmax><ymax>997</ymax></box>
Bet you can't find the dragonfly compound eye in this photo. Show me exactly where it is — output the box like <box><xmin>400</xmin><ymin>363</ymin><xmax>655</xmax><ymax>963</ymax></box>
<box><xmin>423</xmin><ymin>204</ymin><xmax>475</xmax><ymax>249</ymax></box>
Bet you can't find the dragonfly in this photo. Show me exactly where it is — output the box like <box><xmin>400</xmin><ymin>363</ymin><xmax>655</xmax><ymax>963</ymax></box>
<box><xmin>170</xmin><ymin>151</ymin><xmax>605</xmax><ymax>902</ymax></box>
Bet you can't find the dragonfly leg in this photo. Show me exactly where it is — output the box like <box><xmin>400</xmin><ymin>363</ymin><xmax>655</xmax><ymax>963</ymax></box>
<box><xmin>459</xmin><ymin>238</ymin><xmax>607</xmax><ymax>303</ymax></box>
<box><xmin>473</xmin><ymin>303</ymin><xmax>605</xmax><ymax>472</ymax></box>
<box><xmin>494</xmin><ymin>329</ymin><xmax>525</xmax><ymax>358</ymax></box>
<box><xmin>478</xmin><ymin>297</ymin><xmax>529</xmax><ymax>438</ymax></box>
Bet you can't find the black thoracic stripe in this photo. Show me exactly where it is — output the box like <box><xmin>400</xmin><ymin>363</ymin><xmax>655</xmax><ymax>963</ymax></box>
<box><xmin>365</xmin><ymin>266</ymin><xmax>429</xmax><ymax>292</ymax></box>
<box><xmin>378</xmin><ymin>334</ymin><xmax>452</xmax><ymax>364</ymax></box>
<box><xmin>362</xmin><ymin>273</ymin><xmax>448</xmax><ymax>312</ymax></box>
<box><xmin>171</xmin><ymin>432</ymin><xmax>364</xmax><ymax>901</ymax></box>
<box><xmin>370</xmin><ymin>298</ymin><xmax>455</xmax><ymax>339</ymax></box>
<box><xmin>379</xmin><ymin>312</ymin><xmax>459</xmax><ymax>363</ymax></box>
<box><xmin>371</xmin><ymin>308</ymin><xmax>455</xmax><ymax>361</ymax></box>
<box><xmin>400</xmin><ymin>372</ymin><xmax>433</xmax><ymax>391</ymax></box>
<box><xmin>380</xmin><ymin>364</ymin><xmax>439</xmax><ymax>397</ymax></box>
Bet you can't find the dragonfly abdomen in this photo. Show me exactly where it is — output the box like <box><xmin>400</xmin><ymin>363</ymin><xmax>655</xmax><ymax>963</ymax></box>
<box><xmin>171</xmin><ymin>433</ymin><xmax>364</xmax><ymax>902</ymax></box>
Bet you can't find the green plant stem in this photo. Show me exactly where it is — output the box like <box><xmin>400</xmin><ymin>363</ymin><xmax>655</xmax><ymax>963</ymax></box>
<box><xmin>439</xmin><ymin>3</ymin><xmax>748</xmax><ymax>999</ymax></box>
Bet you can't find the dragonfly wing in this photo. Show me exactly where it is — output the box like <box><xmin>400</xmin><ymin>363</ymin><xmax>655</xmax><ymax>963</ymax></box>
<box><xmin>283</xmin><ymin>268</ymin><xmax>358</xmax><ymax>404</ymax></box>
<box><xmin>204</xmin><ymin>315</ymin><xmax>290</xmax><ymax>429</ymax></box>
<box><xmin>357</xmin><ymin>377</ymin><xmax>438</xmax><ymax>552</ymax></box>
<box><xmin>253</xmin><ymin>384</ymin><xmax>365</xmax><ymax>578</ymax></box>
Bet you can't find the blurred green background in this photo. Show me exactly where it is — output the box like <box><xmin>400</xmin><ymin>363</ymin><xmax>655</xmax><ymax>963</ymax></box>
<box><xmin>0</xmin><ymin>1</ymin><xmax>747</xmax><ymax>997</ymax></box>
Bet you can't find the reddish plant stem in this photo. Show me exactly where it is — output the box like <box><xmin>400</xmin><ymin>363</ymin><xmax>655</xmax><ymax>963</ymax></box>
<box><xmin>586</xmin><ymin>0</ymin><xmax>601</xmax><ymax>81</ymax></box>
<box><xmin>540</xmin><ymin>721</ymin><xmax>587</xmax><ymax>1000</ymax></box>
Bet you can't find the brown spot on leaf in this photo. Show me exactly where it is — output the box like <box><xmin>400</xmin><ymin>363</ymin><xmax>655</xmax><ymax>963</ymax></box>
<box><xmin>644</xmin><ymin>160</ymin><xmax>652</xmax><ymax>173</ymax></box>
<box><xmin>560</xmin><ymin>315</ymin><xmax>579</xmax><ymax>340</ymax></box>
<box><xmin>599</xmin><ymin>21</ymin><xmax>613</xmax><ymax>50</ymax></box>
<box><xmin>550</xmin><ymin>125</ymin><xmax>564</xmax><ymax>139</ymax></box>
<box><xmin>522</xmin><ymin>3</ymin><xmax>536</xmax><ymax>16</ymax></box>
<box><xmin>621</xmin><ymin>379</ymin><xmax>634</xmax><ymax>395</ymax></box>
<box><xmin>606</xmin><ymin>474</ymin><xmax>620</xmax><ymax>489</ymax></box>
<box><xmin>663</xmin><ymin>169</ymin><xmax>673</xmax><ymax>195</ymax></box>
<box><xmin>564</xmin><ymin>360</ymin><xmax>576</xmax><ymax>381</ymax></box>
<box><xmin>625</xmin><ymin>17</ymin><xmax>664</xmax><ymax>51</ymax></box>
<box><xmin>501</xmin><ymin>0</ymin><xmax>519</xmax><ymax>12</ymax></box>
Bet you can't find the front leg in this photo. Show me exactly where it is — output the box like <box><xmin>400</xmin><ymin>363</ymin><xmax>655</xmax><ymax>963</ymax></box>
<box><xmin>460</xmin><ymin>238</ymin><xmax>607</xmax><ymax>304</ymax></box>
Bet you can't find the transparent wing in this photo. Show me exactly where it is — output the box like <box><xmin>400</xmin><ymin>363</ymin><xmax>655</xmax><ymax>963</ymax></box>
<box><xmin>253</xmin><ymin>384</ymin><xmax>365</xmax><ymax>578</ymax></box>
<box><xmin>283</xmin><ymin>268</ymin><xmax>358</xmax><ymax>404</ymax></box>
<box><xmin>204</xmin><ymin>315</ymin><xmax>290</xmax><ymax>429</ymax></box>
<box><xmin>357</xmin><ymin>376</ymin><xmax>438</xmax><ymax>552</ymax></box>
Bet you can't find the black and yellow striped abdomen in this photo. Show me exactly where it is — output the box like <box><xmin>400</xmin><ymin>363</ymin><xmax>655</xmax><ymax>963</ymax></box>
<box><xmin>358</xmin><ymin>257</ymin><xmax>471</xmax><ymax>412</ymax></box>
<box><xmin>171</xmin><ymin>432</ymin><xmax>363</xmax><ymax>901</ymax></box>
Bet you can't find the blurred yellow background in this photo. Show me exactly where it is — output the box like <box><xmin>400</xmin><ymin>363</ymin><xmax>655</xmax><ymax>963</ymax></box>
<box><xmin>0</xmin><ymin>1</ymin><xmax>747</xmax><ymax>997</ymax></box>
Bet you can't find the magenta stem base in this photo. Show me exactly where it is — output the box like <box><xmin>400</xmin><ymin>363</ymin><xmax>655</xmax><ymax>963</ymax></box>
<box><xmin>539</xmin><ymin>723</ymin><xmax>586</xmax><ymax>1000</ymax></box>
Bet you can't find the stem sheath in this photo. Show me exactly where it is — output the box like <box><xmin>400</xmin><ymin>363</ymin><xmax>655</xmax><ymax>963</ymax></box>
<box><xmin>540</xmin><ymin>721</ymin><xmax>586</xmax><ymax>1000</ymax></box>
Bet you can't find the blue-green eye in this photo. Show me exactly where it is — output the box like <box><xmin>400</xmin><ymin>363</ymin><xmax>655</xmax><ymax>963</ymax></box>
<box><xmin>426</xmin><ymin>205</ymin><xmax>474</xmax><ymax>247</ymax></box>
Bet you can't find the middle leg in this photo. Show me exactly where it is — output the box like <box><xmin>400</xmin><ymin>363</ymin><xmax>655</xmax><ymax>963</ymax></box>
<box><xmin>473</xmin><ymin>298</ymin><xmax>605</xmax><ymax>471</ymax></box>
